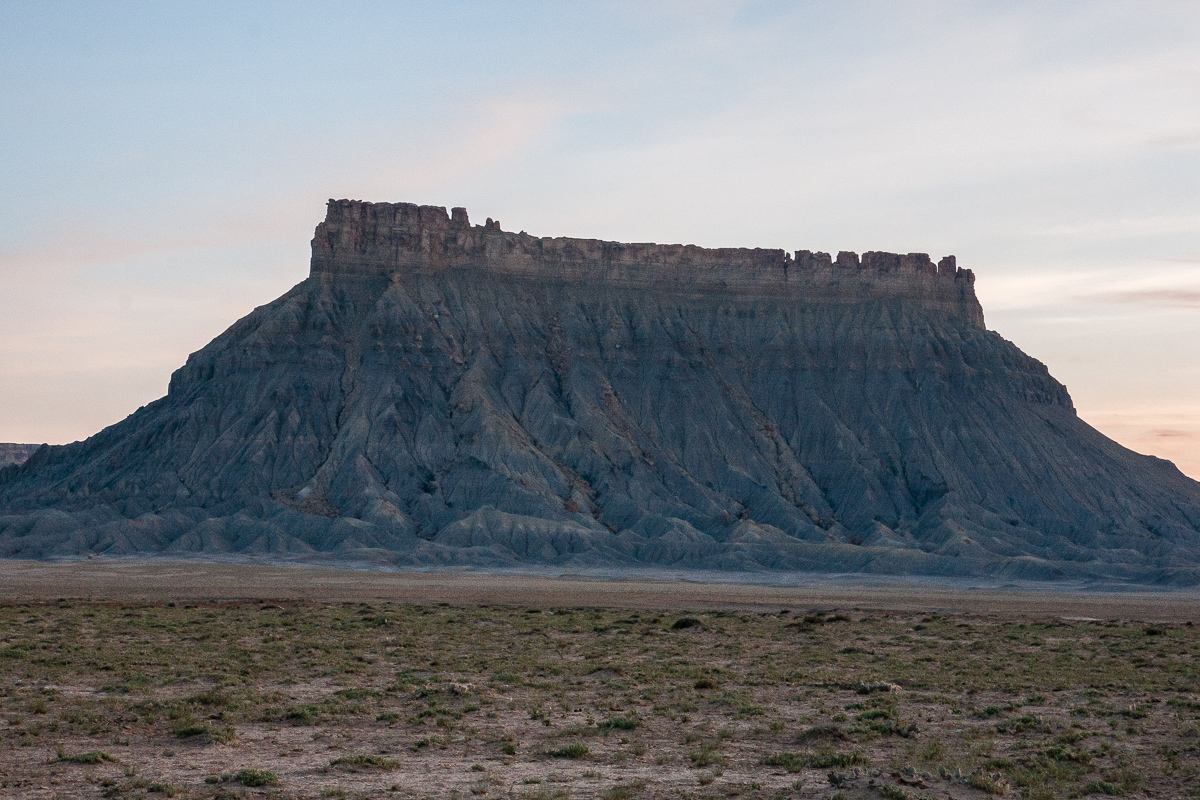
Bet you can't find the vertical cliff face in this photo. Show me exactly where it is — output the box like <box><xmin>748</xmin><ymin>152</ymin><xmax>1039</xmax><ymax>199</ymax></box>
<box><xmin>309</xmin><ymin>200</ymin><xmax>986</xmax><ymax>328</ymax></box>
<box><xmin>1</xmin><ymin>201</ymin><xmax>1198</xmax><ymax>582</ymax></box>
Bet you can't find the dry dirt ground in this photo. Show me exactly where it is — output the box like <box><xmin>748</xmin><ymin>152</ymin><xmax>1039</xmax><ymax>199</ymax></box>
<box><xmin>0</xmin><ymin>561</ymin><xmax>1197</xmax><ymax>800</ymax></box>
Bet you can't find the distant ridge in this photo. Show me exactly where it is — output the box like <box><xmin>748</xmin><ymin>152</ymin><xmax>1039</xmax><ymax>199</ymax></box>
<box><xmin>0</xmin><ymin>444</ymin><xmax>41</xmax><ymax>469</ymax></box>
<box><xmin>2</xmin><ymin>201</ymin><xmax>1199</xmax><ymax>584</ymax></box>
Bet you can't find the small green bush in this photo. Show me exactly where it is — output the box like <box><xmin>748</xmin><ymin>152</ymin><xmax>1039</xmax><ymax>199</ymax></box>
<box><xmin>689</xmin><ymin>744</ymin><xmax>722</xmax><ymax>767</ymax></box>
<box><xmin>811</xmin><ymin>751</ymin><xmax>871</xmax><ymax>769</ymax></box>
<box><xmin>234</xmin><ymin>769</ymin><xmax>279</xmax><ymax>787</ymax></box>
<box><xmin>549</xmin><ymin>742</ymin><xmax>590</xmax><ymax>759</ymax></box>
<box><xmin>599</xmin><ymin>715</ymin><xmax>640</xmax><ymax>731</ymax></box>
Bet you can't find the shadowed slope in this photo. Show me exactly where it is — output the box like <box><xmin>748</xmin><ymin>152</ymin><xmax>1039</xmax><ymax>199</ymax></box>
<box><xmin>2</xmin><ymin>202</ymin><xmax>1199</xmax><ymax>582</ymax></box>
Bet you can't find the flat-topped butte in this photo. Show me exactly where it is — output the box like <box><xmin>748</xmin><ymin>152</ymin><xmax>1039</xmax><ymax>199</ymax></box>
<box><xmin>2</xmin><ymin>199</ymin><xmax>1198</xmax><ymax>583</ymax></box>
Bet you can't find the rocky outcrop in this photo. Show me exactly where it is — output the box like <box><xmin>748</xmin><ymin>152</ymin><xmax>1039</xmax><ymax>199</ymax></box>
<box><xmin>1</xmin><ymin>201</ymin><xmax>1198</xmax><ymax>583</ymax></box>
<box><xmin>310</xmin><ymin>200</ymin><xmax>985</xmax><ymax>327</ymax></box>
<box><xmin>0</xmin><ymin>444</ymin><xmax>40</xmax><ymax>469</ymax></box>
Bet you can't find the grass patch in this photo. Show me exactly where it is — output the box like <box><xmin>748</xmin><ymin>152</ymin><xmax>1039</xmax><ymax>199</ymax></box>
<box><xmin>761</xmin><ymin>750</ymin><xmax>870</xmax><ymax>772</ymax></box>
<box><xmin>171</xmin><ymin>720</ymin><xmax>235</xmax><ymax>743</ymax></box>
<box><xmin>598</xmin><ymin>715</ymin><xmax>641</xmax><ymax>731</ymax></box>
<box><xmin>548</xmin><ymin>742</ymin><xmax>590</xmax><ymax>759</ymax></box>
<box><xmin>689</xmin><ymin>744</ymin><xmax>722</xmax><ymax>767</ymax></box>
<box><xmin>329</xmin><ymin>754</ymin><xmax>402</xmax><ymax>771</ymax></box>
<box><xmin>56</xmin><ymin>749</ymin><xmax>119</xmax><ymax>764</ymax></box>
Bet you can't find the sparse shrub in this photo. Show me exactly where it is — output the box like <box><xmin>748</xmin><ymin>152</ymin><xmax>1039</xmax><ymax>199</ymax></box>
<box><xmin>858</xmin><ymin>708</ymin><xmax>893</xmax><ymax>721</ymax></box>
<box><xmin>1085</xmin><ymin>769</ymin><xmax>1143</xmax><ymax>795</ymax></box>
<box><xmin>549</xmin><ymin>742</ymin><xmax>590</xmax><ymax>758</ymax></box>
<box><xmin>56</xmin><ymin>749</ymin><xmax>118</xmax><ymax>764</ymax></box>
<box><xmin>1083</xmin><ymin>780</ymin><xmax>1124</xmax><ymax>795</ymax></box>
<box><xmin>600</xmin><ymin>783</ymin><xmax>643</xmax><ymax>800</ymax></box>
<box><xmin>285</xmin><ymin>706</ymin><xmax>317</xmax><ymax>725</ymax></box>
<box><xmin>808</xmin><ymin>751</ymin><xmax>871</xmax><ymax>769</ymax></box>
<box><xmin>671</xmin><ymin>618</ymin><xmax>703</xmax><ymax>631</ymax></box>
<box><xmin>859</xmin><ymin>718</ymin><xmax>918</xmax><ymax>738</ymax></box>
<box><xmin>599</xmin><ymin>715</ymin><xmax>640</xmax><ymax>731</ymax></box>
<box><xmin>735</xmin><ymin>704</ymin><xmax>765</xmax><ymax>719</ymax></box>
<box><xmin>796</xmin><ymin>725</ymin><xmax>846</xmax><ymax>743</ymax></box>
<box><xmin>996</xmin><ymin>714</ymin><xmax>1043</xmax><ymax>735</ymax></box>
<box><xmin>762</xmin><ymin>750</ymin><xmax>870</xmax><ymax>771</ymax></box>
<box><xmin>919</xmin><ymin>738</ymin><xmax>946</xmax><ymax>762</ymax></box>
<box><xmin>234</xmin><ymin>769</ymin><xmax>279</xmax><ymax>787</ymax></box>
<box><xmin>329</xmin><ymin>754</ymin><xmax>401</xmax><ymax>771</ymax></box>
<box><xmin>333</xmin><ymin>687</ymin><xmax>384</xmax><ymax>700</ymax></box>
<box><xmin>171</xmin><ymin>719</ymin><xmax>235</xmax><ymax>744</ymax></box>
<box><xmin>518</xmin><ymin>789</ymin><xmax>569</xmax><ymax>800</ymax></box>
<box><xmin>170</xmin><ymin>720</ymin><xmax>208</xmax><ymax>738</ymax></box>
<box><xmin>689</xmin><ymin>744</ymin><xmax>722</xmax><ymax>767</ymax></box>
<box><xmin>761</xmin><ymin>752</ymin><xmax>807</xmax><ymax>772</ymax></box>
<box><xmin>968</xmin><ymin>771</ymin><xmax>1010</xmax><ymax>796</ymax></box>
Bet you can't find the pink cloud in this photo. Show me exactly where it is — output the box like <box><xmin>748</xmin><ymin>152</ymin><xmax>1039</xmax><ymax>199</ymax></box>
<box><xmin>1082</xmin><ymin>288</ymin><xmax>1200</xmax><ymax>308</ymax></box>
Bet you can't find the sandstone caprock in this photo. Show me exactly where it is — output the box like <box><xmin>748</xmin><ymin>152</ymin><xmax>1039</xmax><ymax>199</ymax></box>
<box><xmin>3</xmin><ymin>201</ymin><xmax>1199</xmax><ymax>583</ymax></box>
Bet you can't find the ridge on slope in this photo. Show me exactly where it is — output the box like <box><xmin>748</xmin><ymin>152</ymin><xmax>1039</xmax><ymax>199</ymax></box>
<box><xmin>2</xmin><ymin>201</ymin><xmax>1199</xmax><ymax>584</ymax></box>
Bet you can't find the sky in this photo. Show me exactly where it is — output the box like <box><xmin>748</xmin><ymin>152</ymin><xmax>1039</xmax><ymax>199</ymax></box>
<box><xmin>1</xmin><ymin>1</ymin><xmax>1198</xmax><ymax>478</ymax></box>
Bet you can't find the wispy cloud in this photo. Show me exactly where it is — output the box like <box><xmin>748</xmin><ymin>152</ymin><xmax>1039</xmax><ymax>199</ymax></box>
<box><xmin>978</xmin><ymin>262</ymin><xmax>1200</xmax><ymax>312</ymax></box>
<box><xmin>1083</xmin><ymin>288</ymin><xmax>1200</xmax><ymax>308</ymax></box>
<box><xmin>0</xmin><ymin>231</ymin><xmax>184</xmax><ymax>275</ymax></box>
<box><xmin>1031</xmin><ymin>215</ymin><xmax>1200</xmax><ymax>240</ymax></box>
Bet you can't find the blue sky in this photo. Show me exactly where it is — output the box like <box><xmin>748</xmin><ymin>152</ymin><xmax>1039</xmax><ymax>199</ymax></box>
<box><xmin>2</xmin><ymin>1</ymin><xmax>1199</xmax><ymax>476</ymax></box>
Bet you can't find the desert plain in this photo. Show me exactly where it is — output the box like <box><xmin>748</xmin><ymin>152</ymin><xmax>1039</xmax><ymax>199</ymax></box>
<box><xmin>0</xmin><ymin>561</ymin><xmax>1197</xmax><ymax>800</ymax></box>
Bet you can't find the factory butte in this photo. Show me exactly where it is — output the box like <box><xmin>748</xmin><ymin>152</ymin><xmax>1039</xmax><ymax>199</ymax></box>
<box><xmin>2</xmin><ymin>200</ymin><xmax>1198</xmax><ymax>584</ymax></box>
